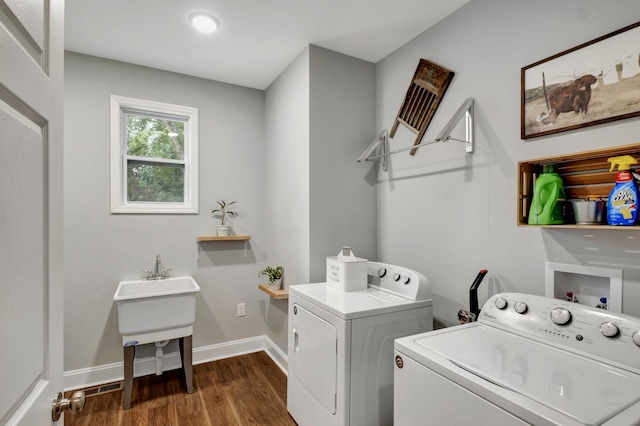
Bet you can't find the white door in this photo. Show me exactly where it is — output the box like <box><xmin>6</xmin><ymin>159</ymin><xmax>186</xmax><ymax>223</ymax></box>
<box><xmin>0</xmin><ymin>0</ymin><xmax>66</xmax><ymax>424</ymax></box>
<box><xmin>290</xmin><ymin>303</ymin><xmax>338</xmax><ymax>414</ymax></box>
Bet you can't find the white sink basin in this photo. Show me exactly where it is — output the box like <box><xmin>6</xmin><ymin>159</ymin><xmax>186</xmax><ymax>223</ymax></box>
<box><xmin>113</xmin><ymin>276</ymin><xmax>200</xmax><ymax>345</ymax></box>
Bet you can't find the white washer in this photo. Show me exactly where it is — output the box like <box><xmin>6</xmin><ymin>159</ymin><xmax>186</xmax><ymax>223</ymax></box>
<box><xmin>287</xmin><ymin>261</ymin><xmax>432</xmax><ymax>426</ymax></box>
<box><xmin>394</xmin><ymin>292</ymin><xmax>640</xmax><ymax>426</ymax></box>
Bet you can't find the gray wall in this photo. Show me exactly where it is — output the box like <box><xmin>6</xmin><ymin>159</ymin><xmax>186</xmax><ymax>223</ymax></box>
<box><xmin>64</xmin><ymin>52</ymin><xmax>268</xmax><ymax>371</ymax></box>
<box><xmin>375</xmin><ymin>0</ymin><xmax>640</xmax><ymax>327</ymax></box>
<box><xmin>265</xmin><ymin>48</ymin><xmax>311</xmax><ymax>288</ymax></box>
<box><xmin>65</xmin><ymin>45</ymin><xmax>378</xmax><ymax>372</ymax></box>
<box><xmin>263</xmin><ymin>46</ymin><xmax>377</xmax><ymax>350</ymax></box>
<box><xmin>309</xmin><ymin>45</ymin><xmax>377</xmax><ymax>280</ymax></box>
<box><xmin>263</xmin><ymin>48</ymin><xmax>310</xmax><ymax>352</ymax></box>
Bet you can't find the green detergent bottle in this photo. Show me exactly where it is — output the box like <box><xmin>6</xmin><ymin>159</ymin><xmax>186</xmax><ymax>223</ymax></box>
<box><xmin>528</xmin><ymin>164</ymin><xmax>566</xmax><ymax>225</ymax></box>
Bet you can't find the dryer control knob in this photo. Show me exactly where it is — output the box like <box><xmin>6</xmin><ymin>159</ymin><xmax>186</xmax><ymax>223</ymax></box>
<box><xmin>632</xmin><ymin>332</ymin><xmax>640</xmax><ymax>346</ymax></box>
<box><xmin>377</xmin><ymin>267</ymin><xmax>387</xmax><ymax>278</ymax></box>
<box><xmin>402</xmin><ymin>275</ymin><xmax>411</xmax><ymax>284</ymax></box>
<box><xmin>393</xmin><ymin>273</ymin><xmax>401</xmax><ymax>282</ymax></box>
<box><xmin>514</xmin><ymin>302</ymin><xmax>528</xmax><ymax>314</ymax></box>
<box><xmin>495</xmin><ymin>297</ymin><xmax>508</xmax><ymax>310</ymax></box>
<box><xmin>550</xmin><ymin>307</ymin><xmax>572</xmax><ymax>325</ymax></box>
<box><xmin>600</xmin><ymin>322</ymin><xmax>620</xmax><ymax>338</ymax></box>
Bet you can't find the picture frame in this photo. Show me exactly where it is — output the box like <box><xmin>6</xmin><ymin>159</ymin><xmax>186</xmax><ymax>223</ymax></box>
<box><xmin>521</xmin><ymin>21</ymin><xmax>640</xmax><ymax>139</ymax></box>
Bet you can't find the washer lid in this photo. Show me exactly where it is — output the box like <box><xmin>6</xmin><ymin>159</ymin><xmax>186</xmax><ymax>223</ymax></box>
<box><xmin>409</xmin><ymin>325</ymin><xmax>640</xmax><ymax>426</ymax></box>
<box><xmin>289</xmin><ymin>283</ymin><xmax>431</xmax><ymax>320</ymax></box>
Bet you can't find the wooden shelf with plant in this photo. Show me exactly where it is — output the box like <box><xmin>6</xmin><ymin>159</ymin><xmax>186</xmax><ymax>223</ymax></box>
<box><xmin>257</xmin><ymin>265</ymin><xmax>287</xmax><ymax>299</ymax></box>
<box><xmin>198</xmin><ymin>199</ymin><xmax>251</xmax><ymax>241</ymax></box>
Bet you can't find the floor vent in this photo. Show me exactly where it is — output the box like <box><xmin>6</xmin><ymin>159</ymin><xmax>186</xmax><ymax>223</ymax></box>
<box><xmin>81</xmin><ymin>381</ymin><xmax>123</xmax><ymax>398</ymax></box>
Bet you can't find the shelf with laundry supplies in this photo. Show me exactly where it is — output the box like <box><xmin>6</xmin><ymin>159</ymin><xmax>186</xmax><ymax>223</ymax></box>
<box><xmin>518</xmin><ymin>142</ymin><xmax>640</xmax><ymax>228</ymax></box>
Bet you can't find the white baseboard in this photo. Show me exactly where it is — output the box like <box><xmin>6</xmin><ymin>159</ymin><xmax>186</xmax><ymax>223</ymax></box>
<box><xmin>64</xmin><ymin>335</ymin><xmax>288</xmax><ymax>391</ymax></box>
<box><xmin>262</xmin><ymin>336</ymin><xmax>288</xmax><ymax>375</ymax></box>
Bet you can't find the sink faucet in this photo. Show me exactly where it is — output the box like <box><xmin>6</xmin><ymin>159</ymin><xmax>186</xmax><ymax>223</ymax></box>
<box><xmin>142</xmin><ymin>255</ymin><xmax>171</xmax><ymax>280</ymax></box>
<box><xmin>155</xmin><ymin>255</ymin><xmax>161</xmax><ymax>278</ymax></box>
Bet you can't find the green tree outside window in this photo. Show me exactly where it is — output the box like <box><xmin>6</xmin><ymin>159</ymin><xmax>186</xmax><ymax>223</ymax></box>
<box><xmin>125</xmin><ymin>113</ymin><xmax>186</xmax><ymax>202</ymax></box>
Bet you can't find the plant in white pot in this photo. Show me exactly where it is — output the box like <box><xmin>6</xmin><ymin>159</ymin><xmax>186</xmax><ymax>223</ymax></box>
<box><xmin>259</xmin><ymin>266</ymin><xmax>284</xmax><ymax>290</ymax></box>
<box><xmin>211</xmin><ymin>200</ymin><xmax>236</xmax><ymax>236</ymax></box>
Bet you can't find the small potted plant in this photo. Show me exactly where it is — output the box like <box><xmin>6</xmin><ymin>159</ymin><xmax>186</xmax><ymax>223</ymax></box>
<box><xmin>259</xmin><ymin>266</ymin><xmax>284</xmax><ymax>290</ymax></box>
<box><xmin>211</xmin><ymin>200</ymin><xmax>236</xmax><ymax>236</ymax></box>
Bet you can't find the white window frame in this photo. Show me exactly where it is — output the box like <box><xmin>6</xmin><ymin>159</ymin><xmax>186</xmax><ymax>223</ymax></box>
<box><xmin>110</xmin><ymin>95</ymin><xmax>199</xmax><ymax>214</ymax></box>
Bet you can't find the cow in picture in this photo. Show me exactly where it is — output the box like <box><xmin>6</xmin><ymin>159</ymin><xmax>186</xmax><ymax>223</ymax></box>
<box><xmin>537</xmin><ymin>74</ymin><xmax>598</xmax><ymax>125</ymax></box>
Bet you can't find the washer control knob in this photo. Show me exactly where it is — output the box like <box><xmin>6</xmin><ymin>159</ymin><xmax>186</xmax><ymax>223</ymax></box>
<box><xmin>514</xmin><ymin>302</ymin><xmax>528</xmax><ymax>314</ymax></box>
<box><xmin>402</xmin><ymin>275</ymin><xmax>411</xmax><ymax>284</ymax></box>
<box><xmin>377</xmin><ymin>267</ymin><xmax>387</xmax><ymax>278</ymax></box>
<box><xmin>550</xmin><ymin>307</ymin><xmax>572</xmax><ymax>325</ymax></box>
<box><xmin>494</xmin><ymin>297</ymin><xmax>508</xmax><ymax>310</ymax></box>
<box><xmin>393</xmin><ymin>273</ymin><xmax>401</xmax><ymax>282</ymax></box>
<box><xmin>632</xmin><ymin>332</ymin><xmax>640</xmax><ymax>347</ymax></box>
<box><xmin>600</xmin><ymin>322</ymin><xmax>620</xmax><ymax>338</ymax></box>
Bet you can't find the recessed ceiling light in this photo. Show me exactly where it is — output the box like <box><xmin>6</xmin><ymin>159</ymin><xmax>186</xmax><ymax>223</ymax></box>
<box><xmin>190</xmin><ymin>13</ymin><xmax>219</xmax><ymax>34</ymax></box>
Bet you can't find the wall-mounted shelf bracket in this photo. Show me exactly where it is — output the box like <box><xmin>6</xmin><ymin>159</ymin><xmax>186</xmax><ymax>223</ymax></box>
<box><xmin>437</xmin><ymin>97</ymin><xmax>474</xmax><ymax>154</ymax></box>
<box><xmin>356</xmin><ymin>98</ymin><xmax>474</xmax><ymax>169</ymax></box>
<box><xmin>356</xmin><ymin>129</ymin><xmax>389</xmax><ymax>171</ymax></box>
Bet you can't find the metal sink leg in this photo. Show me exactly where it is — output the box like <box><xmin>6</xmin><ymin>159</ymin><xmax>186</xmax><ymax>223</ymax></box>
<box><xmin>123</xmin><ymin>345</ymin><xmax>135</xmax><ymax>409</ymax></box>
<box><xmin>179</xmin><ymin>335</ymin><xmax>194</xmax><ymax>393</ymax></box>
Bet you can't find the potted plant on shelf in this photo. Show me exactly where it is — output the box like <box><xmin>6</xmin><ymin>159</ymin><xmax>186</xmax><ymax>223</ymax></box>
<box><xmin>211</xmin><ymin>200</ymin><xmax>236</xmax><ymax>236</ymax></box>
<box><xmin>259</xmin><ymin>266</ymin><xmax>284</xmax><ymax>290</ymax></box>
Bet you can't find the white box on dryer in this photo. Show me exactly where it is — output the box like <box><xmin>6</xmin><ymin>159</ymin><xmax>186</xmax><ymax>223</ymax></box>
<box><xmin>326</xmin><ymin>246</ymin><xmax>367</xmax><ymax>292</ymax></box>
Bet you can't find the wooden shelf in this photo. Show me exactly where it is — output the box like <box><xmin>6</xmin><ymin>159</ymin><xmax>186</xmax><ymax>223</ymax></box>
<box><xmin>523</xmin><ymin>224</ymin><xmax>637</xmax><ymax>230</ymax></box>
<box><xmin>196</xmin><ymin>235</ymin><xmax>251</xmax><ymax>242</ymax></box>
<box><xmin>258</xmin><ymin>284</ymin><xmax>289</xmax><ymax>300</ymax></box>
<box><xmin>196</xmin><ymin>235</ymin><xmax>252</xmax><ymax>260</ymax></box>
<box><xmin>518</xmin><ymin>143</ymin><xmax>640</xmax><ymax>229</ymax></box>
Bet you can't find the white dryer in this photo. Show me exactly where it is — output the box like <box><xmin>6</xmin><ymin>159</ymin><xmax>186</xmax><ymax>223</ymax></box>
<box><xmin>287</xmin><ymin>261</ymin><xmax>432</xmax><ymax>426</ymax></box>
<box><xmin>395</xmin><ymin>292</ymin><xmax>640</xmax><ymax>426</ymax></box>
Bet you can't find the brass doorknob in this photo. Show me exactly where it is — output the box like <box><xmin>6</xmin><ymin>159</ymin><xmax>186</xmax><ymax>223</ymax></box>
<box><xmin>51</xmin><ymin>391</ymin><xmax>85</xmax><ymax>421</ymax></box>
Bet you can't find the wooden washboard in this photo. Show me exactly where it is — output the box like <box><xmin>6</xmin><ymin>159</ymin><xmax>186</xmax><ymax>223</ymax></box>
<box><xmin>389</xmin><ymin>59</ymin><xmax>454</xmax><ymax>155</ymax></box>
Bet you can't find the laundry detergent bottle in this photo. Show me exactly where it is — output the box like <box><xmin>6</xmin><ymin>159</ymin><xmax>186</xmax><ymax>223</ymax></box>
<box><xmin>528</xmin><ymin>164</ymin><xmax>566</xmax><ymax>225</ymax></box>
<box><xmin>607</xmin><ymin>155</ymin><xmax>639</xmax><ymax>226</ymax></box>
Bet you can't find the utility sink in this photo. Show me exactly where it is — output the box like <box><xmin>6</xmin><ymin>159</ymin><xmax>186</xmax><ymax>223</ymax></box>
<box><xmin>113</xmin><ymin>276</ymin><xmax>200</xmax><ymax>346</ymax></box>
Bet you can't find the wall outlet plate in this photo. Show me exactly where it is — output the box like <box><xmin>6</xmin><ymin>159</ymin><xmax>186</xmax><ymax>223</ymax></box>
<box><xmin>237</xmin><ymin>303</ymin><xmax>246</xmax><ymax>317</ymax></box>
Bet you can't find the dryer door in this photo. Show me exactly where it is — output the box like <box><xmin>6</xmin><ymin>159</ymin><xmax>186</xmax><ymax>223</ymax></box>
<box><xmin>290</xmin><ymin>303</ymin><xmax>338</xmax><ymax>414</ymax></box>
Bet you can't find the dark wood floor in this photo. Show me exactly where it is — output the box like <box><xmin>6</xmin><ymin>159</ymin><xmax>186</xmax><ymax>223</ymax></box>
<box><xmin>65</xmin><ymin>351</ymin><xmax>297</xmax><ymax>425</ymax></box>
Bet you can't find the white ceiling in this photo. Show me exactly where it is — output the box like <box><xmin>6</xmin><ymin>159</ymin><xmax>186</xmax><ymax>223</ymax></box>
<box><xmin>64</xmin><ymin>0</ymin><xmax>470</xmax><ymax>90</ymax></box>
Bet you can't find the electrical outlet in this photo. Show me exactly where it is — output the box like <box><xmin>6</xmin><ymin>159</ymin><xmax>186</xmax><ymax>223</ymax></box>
<box><xmin>237</xmin><ymin>303</ymin><xmax>246</xmax><ymax>317</ymax></box>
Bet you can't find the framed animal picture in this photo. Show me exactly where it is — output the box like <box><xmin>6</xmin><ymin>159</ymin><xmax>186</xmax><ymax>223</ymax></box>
<box><xmin>521</xmin><ymin>21</ymin><xmax>640</xmax><ymax>139</ymax></box>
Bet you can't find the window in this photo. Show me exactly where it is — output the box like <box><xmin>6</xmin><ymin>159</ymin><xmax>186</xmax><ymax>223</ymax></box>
<box><xmin>110</xmin><ymin>95</ymin><xmax>198</xmax><ymax>213</ymax></box>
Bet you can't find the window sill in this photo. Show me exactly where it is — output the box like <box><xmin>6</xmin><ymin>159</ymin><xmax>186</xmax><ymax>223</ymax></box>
<box><xmin>111</xmin><ymin>204</ymin><xmax>198</xmax><ymax>214</ymax></box>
